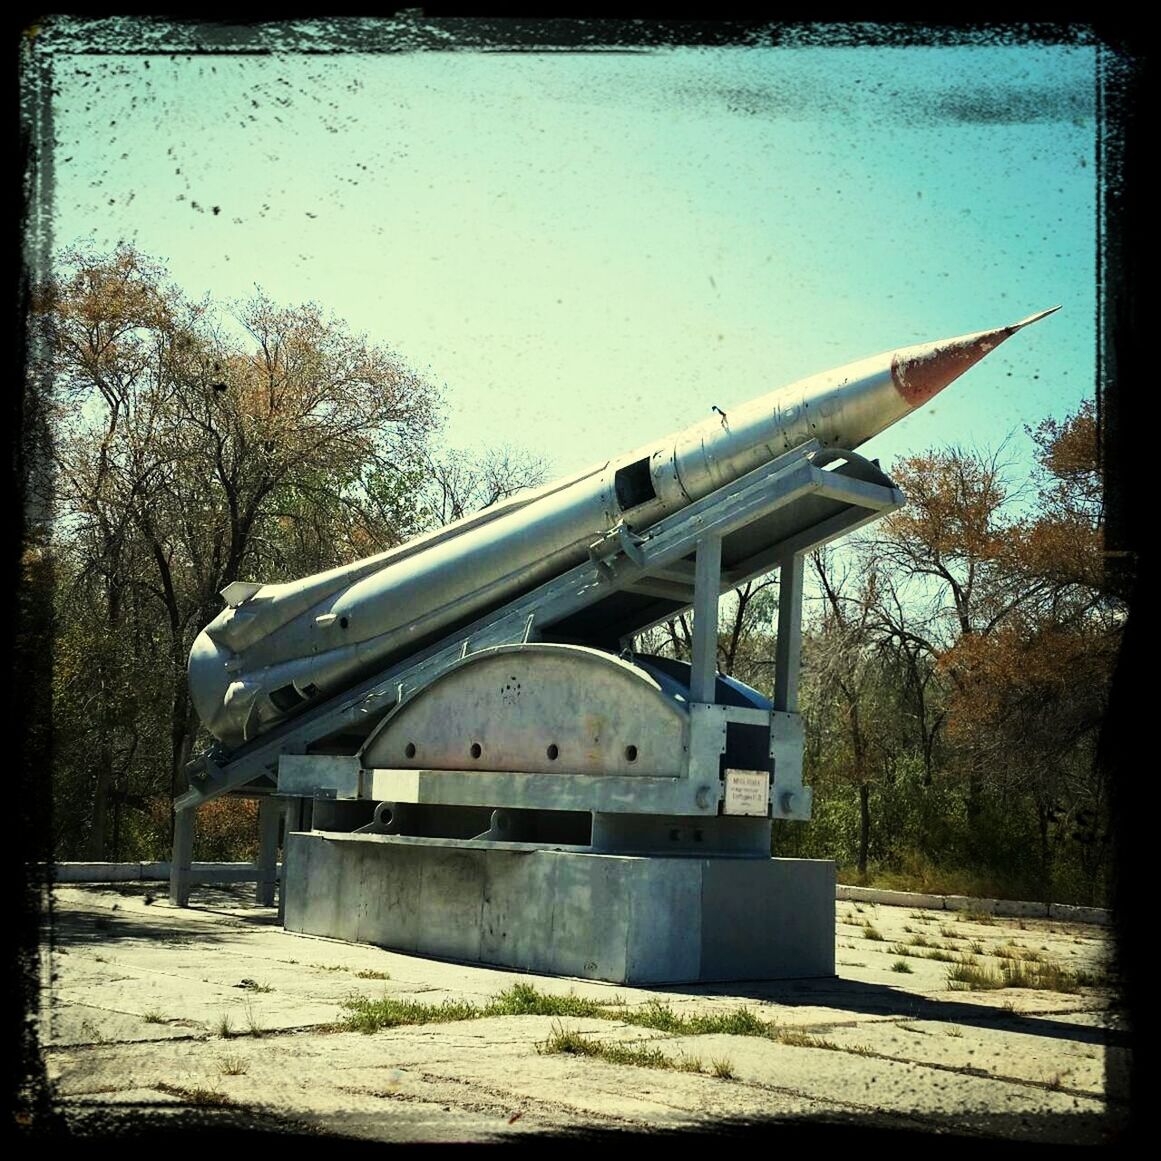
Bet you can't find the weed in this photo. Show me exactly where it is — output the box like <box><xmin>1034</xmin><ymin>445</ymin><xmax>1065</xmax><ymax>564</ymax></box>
<box><xmin>992</xmin><ymin>942</ymin><xmax>1044</xmax><ymax>963</ymax></box>
<box><xmin>902</xmin><ymin>925</ymin><xmax>913</xmax><ymax>934</ymax></box>
<box><xmin>312</xmin><ymin>963</ymin><xmax>349</xmax><ymax>972</ymax></box>
<box><xmin>142</xmin><ymin>1010</ymin><xmax>167</xmax><ymax>1024</ymax></box>
<box><xmin>155</xmin><ymin>1082</ymin><xmax>233</xmax><ymax>1107</ymax></box>
<box><xmin>219</xmin><ymin>1055</ymin><xmax>249</xmax><ymax>1076</ymax></box>
<box><xmin>538</xmin><ymin>1024</ymin><xmax>678</xmax><ymax>1070</ymax></box>
<box><xmin>946</xmin><ymin>958</ymin><xmax>1005</xmax><ymax>991</ymax></box>
<box><xmin>968</xmin><ymin>940</ymin><xmax>985</xmax><ymax>956</ymax></box>
<box><xmin>234</xmin><ymin>979</ymin><xmax>273</xmax><ymax>993</ymax></box>
<box><xmin>862</xmin><ymin>925</ymin><xmax>884</xmax><ymax>942</ymax></box>
<box><xmin>353</xmin><ymin>969</ymin><xmax>390</xmax><ymax>980</ymax></box>
<box><xmin>489</xmin><ymin>982</ymin><xmax>608</xmax><ymax>1019</ymax></box>
<box><xmin>774</xmin><ymin>1028</ymin><xmax>841</xmax><ymax>1050</ymax></box>
<box><xmin>907</xmin><ymin>933</ymin><xmax>932</xmax><ymax>948</ymax></box>
<box><xmin>945</xmin><ymin>1026</ymin><xmax>964</xmax><ymax>1038</ymax></box>
<box><xmin>957</xmin><ymin>910</ymin><xmax>996</xmax><ymax>925</ymax></box>
<box><xmin>79</xmin><ymin>1019</ymin><xmax>107</xmax><ymax>1045</ymax></box>
<box><xmin>891</xmin><ymin>960</ymin><xmax>914</xmax><ymax>974</ymax></box>
<box><xmin>947</xmin><ymin>957</ymin><xmax>1092</xmax><ymax>995</ymax></box>
<box><xmin>341</xmin><ymin>994</ymin><xmax>481</xmax><ymax>1033</ymax></box>
<box><xmin>854</xmin><ymin>904</ymin><xmax>865</xmax><ymax>913</ymax></box>
<box><xmin>216</xmin><ymin>1013</ymin><xmax>234</xmax><ymax>1039</ymax></box>
<box><xmin>924</xmin><ymin>949</ymin><xmax>955</xmax><ymax>963</ymax></box>
<box><xmin>939</xmin><ymin>927</ymin><xmax>963</xmax><ymax>940</ymax></box>
<box><xmin>244</xmin><ymin>1003</ymin><xmax>263</xmax><ymax>1036</ymax></box>
<box><xmin>711</xmin><ymin>1058</ymin><xmax>736</xmax><ymax>1079</ymax></box>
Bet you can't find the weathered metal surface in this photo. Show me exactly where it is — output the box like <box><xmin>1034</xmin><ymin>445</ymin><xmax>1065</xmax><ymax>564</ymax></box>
<box><xmin>361</xmin><ymin>643</ymin><xmax>687</xmax><ymax>778</ymax></box>
<box><xmin>188</xmin><ymin>311</ymin><xmax>1056</xmax><ymax>750</ymax></box>
<box><xmin>180</xmin><ymin>446</ymin><xmax>898</xmax><ymax>810</ymax></box>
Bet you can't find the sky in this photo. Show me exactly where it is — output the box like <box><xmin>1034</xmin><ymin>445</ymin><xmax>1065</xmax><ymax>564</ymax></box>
<box><xmin>30</xmin><ymin>23</ymin><xmax>1100</xmax><ymax>489</ymax></box>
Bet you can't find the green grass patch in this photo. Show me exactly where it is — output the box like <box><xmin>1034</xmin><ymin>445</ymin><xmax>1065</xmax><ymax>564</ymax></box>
<box><xmin>340</xmin><ymin>983</ymin><xmax>779</xmax><ymax>1040</ymax></box>
<box><xmin>618</xmin><ymin>1000</ymin><xmax>771</xmax><ymax>1038</ymax></box>
<box><xmin>539</xmin><ymin>1024</ymin><xmax>697</xmax><ymax>1072</ymax></box>
<box><xmin>341</xmin><ymin>995</ymin><xmax>481</xmax><ymax>1033</ymax></box>
<box><xmin>488</xmin><ymin>982</ymin><xmax>610</xmax><ymax>1019</ymax></box>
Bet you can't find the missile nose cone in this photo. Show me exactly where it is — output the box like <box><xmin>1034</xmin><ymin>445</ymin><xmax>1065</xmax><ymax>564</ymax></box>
<box><xmin>890</xmin><ymin>306</ymin><xmax>1060</xmax><ymax>409</ymax></box>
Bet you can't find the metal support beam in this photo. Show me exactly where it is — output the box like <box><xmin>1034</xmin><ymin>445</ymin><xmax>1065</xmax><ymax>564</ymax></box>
<box><xmin>277</xmin><ymin>798</ymin><xmax>302</xmax><ymax>923</ymax></box>
<box><xmin>690</xmin><ymin>534</ymin><xmax>723</xmax><ymax>704</ymax></box>
<box><xmin>774</xmin><ymin>553</ymin><xmax>804</xmax><ymax>713</ymax></box>
<box><xmin>256</xmin><ymin>796</ymin><xmax>281</xmax><ymax>906</ymax></box>
<box><xmin>168</xmin><ymin>807</ymin><xmax>195</xmax><ymax>907</ymax></box>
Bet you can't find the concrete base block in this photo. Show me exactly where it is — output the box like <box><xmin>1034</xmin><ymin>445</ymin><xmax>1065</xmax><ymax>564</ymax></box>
<box><xmin>284</xmin><ymin>832</ymin><xmax>835</xmax><ymax>984</ymax></box>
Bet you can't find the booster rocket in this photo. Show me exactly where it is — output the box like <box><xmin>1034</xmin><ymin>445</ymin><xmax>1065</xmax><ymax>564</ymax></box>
<box><xmin>189</xmin><ymin>308</ymin><xmax>1058</xmax><ymax>749</ymax></box>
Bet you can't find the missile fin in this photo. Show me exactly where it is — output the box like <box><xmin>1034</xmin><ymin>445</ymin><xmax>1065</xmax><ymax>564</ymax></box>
<box><xmin>221</xmin><ymin>580</ymin><xmax>264</xmax><ymax>608</ymax></box>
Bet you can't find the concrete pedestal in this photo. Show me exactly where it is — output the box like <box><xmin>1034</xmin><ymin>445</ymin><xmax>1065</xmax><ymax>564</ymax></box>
<box><xmin>284</xmin><ymin>831</ymin><xmax>835</xmax><ymax>984</ymax></box>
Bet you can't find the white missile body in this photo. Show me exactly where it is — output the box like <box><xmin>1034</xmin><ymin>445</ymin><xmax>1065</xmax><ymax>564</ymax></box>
<box><xmin>189</xmin><ymin>308</ymin><xmax>1058</xmax><ymax>749</ymax></box>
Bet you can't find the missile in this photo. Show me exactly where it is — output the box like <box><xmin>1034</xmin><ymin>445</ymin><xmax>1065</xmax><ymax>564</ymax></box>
<box><xmin>189</xmin><ymin>307</ymin><xmax>1059</xmax><ymax>748</ymax></box>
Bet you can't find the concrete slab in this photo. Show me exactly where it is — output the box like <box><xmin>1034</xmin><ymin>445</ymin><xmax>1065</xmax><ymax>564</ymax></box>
<box><xmin>34</xmin><ymin>883</ymin><xmax>1128</xmax><ymax>1145</ymax></box>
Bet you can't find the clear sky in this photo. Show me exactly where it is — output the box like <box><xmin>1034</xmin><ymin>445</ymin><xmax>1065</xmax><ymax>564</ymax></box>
<box><xmin>33</xmin><ymin>27</ymin><xmax>1098</xmax><ymax>486</ymax></box>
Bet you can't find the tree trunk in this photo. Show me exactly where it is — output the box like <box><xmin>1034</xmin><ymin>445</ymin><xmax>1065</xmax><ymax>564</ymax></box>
<box><xmin>857</xmin><ymin>782</ymin><xmax>871</xmax><ymax>877</ymax></box>
<box><xmin>87</xmin><ymin>741</ymin><xmax>113</xmax><ymax>860</ymax></box>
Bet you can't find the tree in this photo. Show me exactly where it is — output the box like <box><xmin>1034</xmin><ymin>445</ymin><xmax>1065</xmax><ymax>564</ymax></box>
<box><xmin>418</xmin><ymin>443</ymin><xmax>549</xmax><ymax>527</ymax></box>
<box><xmin>37</xmin><ymin>245</ymin><xmax>441</xmax><ymax>858</ymax></box>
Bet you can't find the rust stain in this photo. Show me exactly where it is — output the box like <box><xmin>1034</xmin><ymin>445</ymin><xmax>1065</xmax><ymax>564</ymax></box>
<box><xmin>891</xmin><ymin>330</ymin><xmax>1008</xmax><ymax>408</ymax></box>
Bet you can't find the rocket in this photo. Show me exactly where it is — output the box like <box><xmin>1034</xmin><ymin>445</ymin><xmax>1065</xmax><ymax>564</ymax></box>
<box><xmin>189</xmin><ymin>308</ymin><xmax>1059</xmax><ymax>749</ymax></box>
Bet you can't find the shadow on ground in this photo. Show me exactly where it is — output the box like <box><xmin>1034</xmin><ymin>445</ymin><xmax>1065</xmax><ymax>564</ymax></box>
<box><xmin>667</xmin><ymin>976</ymin><xmax>1128</xmax><ymax>1050</ymax></box>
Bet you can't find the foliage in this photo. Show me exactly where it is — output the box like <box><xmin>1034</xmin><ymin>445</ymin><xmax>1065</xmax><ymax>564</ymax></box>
<box><xmin>783</xmin><ymin>406</ymin><xmax>1121</xmax><ymax>906</ymax></box>
<box><xmin>37</xmin><ymin>243</ymin><xmax>545</xmax><ymax>862</ymax></box>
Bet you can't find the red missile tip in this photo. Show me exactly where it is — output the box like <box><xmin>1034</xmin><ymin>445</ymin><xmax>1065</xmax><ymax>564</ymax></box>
<box><xmin>891</xmin><ymin>306</ymin><xmax>1059</xmax><ymax>409</ymax></box>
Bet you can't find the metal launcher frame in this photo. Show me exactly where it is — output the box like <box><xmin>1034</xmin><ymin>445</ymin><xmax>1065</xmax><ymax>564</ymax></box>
<box><xmin>169</xmin><ymin>440</ymin><xmax>903</xmax><ymax>981</ymax></box>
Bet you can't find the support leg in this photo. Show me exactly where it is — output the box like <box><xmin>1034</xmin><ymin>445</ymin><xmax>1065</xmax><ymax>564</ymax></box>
<box><xmin>256</xmin><ymin>796</ymin><xmax>281</xmax><ymax>906</ymax></box>
<box><xmin>168</xmin><ymin>806</ymin><xmax>195</xmax><ymax>907</ymax></box>
<box><xmin>774</xmin><ymin>552</ymin><xmax>804</xmax><ymax>713</ymax></box>
<box><xmin>690</xmin><ymin>534</ymin><xmax>723</xmax><ymax>704</ymax></box>
<box><xmin>277</xmin><ymin>798</ymin><xmax>301</xmax><ymax>925</ymax></box>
